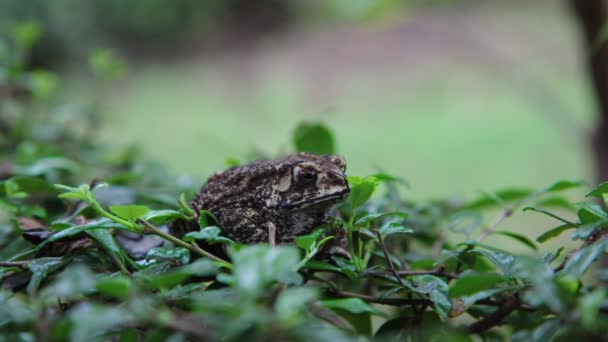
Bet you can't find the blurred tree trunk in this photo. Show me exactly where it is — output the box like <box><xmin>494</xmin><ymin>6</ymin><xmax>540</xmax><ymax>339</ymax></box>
<box><xmin>569</xmin><ymin>0</ymin><xmax>608</xmax><ymax>182</ymax></box>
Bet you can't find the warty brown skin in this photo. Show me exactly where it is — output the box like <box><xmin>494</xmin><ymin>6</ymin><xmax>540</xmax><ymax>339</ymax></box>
<box><xmin>175</xmin><ymin>153</ymin><xmax>349</xmax><ymax>244</ymax></box>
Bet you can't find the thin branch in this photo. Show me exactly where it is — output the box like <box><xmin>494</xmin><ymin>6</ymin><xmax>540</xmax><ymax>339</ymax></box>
<box><xmin>367</xmin><ymin>267</ymin><xmax>459</xmax><ymax>280</ymax></box>
<box><xmin>0</xmin><ymin>261</ymin><xmax>29</xmax><ymax>268</ymax></box>
<box><xmin>466</xmin><ymin>296</ymin><xmax>520</xmax><ymax>334</ymax></box>
<box><xmin>477</xmin><ymin>208</ymin><xmax>513</xmax><ymax>242</ymax></box>
<box><xmin>328</xmin><ymin>288</ymin><xmax>533</xmax><ymax>312</ymax></box>
<box><xmin>374</xmin><ymin>230</ymin><xmax>405</xmax><ymax>287</ymax></box>
<box><xmin>137</xmin><ymin>219</ymin><xmax>231</xmax><ymax>268</ymax></box>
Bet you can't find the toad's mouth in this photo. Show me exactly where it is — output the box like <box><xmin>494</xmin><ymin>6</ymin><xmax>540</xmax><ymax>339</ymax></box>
<box><xmin>280</xmin><ymin>189</ymin><xmax>350</xmax><ymax>210</ymax></box>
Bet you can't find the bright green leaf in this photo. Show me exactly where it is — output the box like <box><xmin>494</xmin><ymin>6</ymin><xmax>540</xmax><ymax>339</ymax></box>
<box><xmin>295</xmin><ymin>229</ymin><xmax>324</xmax><ymax>251</ymax></box>
<box><xmin>95</xmin><ymin>276</ymin><xmax>132</xmax><ymax>299</ymax></box>
<box><xmin>293</xmin><ymin>122</ymin><xmax>336</xmax><ymax>154</ymax></box>
<box><xmin>109</xmin><ymin>205</ymin><xmax>150</xmax><ymax>222</ymax></box>
<box><xmin>348</xmin><ymin>176</ymin><xmax>379</xmax><ymax>210</ymax></box>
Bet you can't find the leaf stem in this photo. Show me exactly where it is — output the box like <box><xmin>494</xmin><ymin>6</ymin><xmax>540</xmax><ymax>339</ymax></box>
<box><xmin>137</xmin><ymin>219</ymin><xmax>231</xmax><ymax>269</ymax></box>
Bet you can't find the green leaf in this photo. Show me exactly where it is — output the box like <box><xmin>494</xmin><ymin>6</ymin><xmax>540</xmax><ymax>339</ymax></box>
<box><xmin>230</xmin><ymin>244</ymin><xmax>301</xmax><ymax>297</ymax></box>
<box><xmin>198</xmin><ymin>210</ymin><xmax>220</xmax><ymax>228</ymax></box>
<box><xmin>535</xmin><ymin>197</ymin><xmax>575</xmax><ymax>210</ymax></box>
<box><xmin>141</xmin><ymin>209</ymin><xmax>187</xmax><ymax>225</ymax></box>
<box><xmin>572</xmin><ymin>221</ymin><xmax>605</xmax><ymax>240</ymax></box>
<box><xmin>95</xmin><ymin>276</ymin><xmax>132</xmax><ymax>299</ymax></box>
<box><xmin>348</xmin><ymin>176</ymin><xmax>379</xmax><ymax>210</ymax></box>
<box><xmin>354</xmin><ymin>211</ymin><xmax>408</xmax><ymax>226</ymax></box>
<box><xmin>27</xmin><ymin>257</ymin><xmax>65</xmax><ymax>295</ymax></box>
<box><xmin>468</xmin><ymin>249</ymin><xmax>516</xmax><ymax>276</ymax></box>
<box><xmin>45</xmin><ymin>219</ymin><xmax>120</xmax><ymax>244</ymax></box>
<box><xmin>409</xmin><ymin>275</ymin><xmax>451</xmax><ymax>320</ymax></box>
<box><xmin>11</xmin><ymin>21</ymin><xmax>42</xmax><ymax>48</ymax></box>
<box><xmin>293</xmin><ymin>121</ymin><xmax>336</xmax><ymax>154</ymax></box>
<box><xmin>319</xmin><ymin>298</ymin><xmax>384</xmax><ymax>316</ymax></box>
<box><xmin>146</xmin><ymin>247</ymin><xmax>190</xmax><ymax>265</ymax></box>
<box><xmin>563</xmin><ymin>240</ymin><xmax>607</xmax><ymax>278</ymax></box>
<box><xmin>378</xmin><ymin>223</ymin><xmax>414</xmax><ymax>238</ymax></box>
<box><xmin>295</xmin><ymin>228</ymin><xmax>324</xmax><ymax>251</ymax></box>
<box><xmin>183</xmin><ymin>226</ymin><xmax>234</xmax><ymax>245</ymax></box>
<box><xmin>523</xmin><ymin>207</ymin><xmax>577</xmax><ymax>225</ymax></box>
<box><xmin>86</xmin><ymin>229</ymin><xmax>129</xmax><ymax>271</ymax></box>
<box><xmin>6</xmin><ymin>176</ymin><xmax>57</xmax><ymax>195</ymax></box>
<box><xmin>465</xmin><ymin>188</ymin><xmax>533</xmax><ymax>210</ymax></box>
<box><xmin>369</xmin><ymin>173</ymin><xmax>409</xmax><ymax>186</ymax></box>
<box><xmin>536</xmin><ymin>224</ymin><xmax>576</xmax><ymax>243</ymax></box>
<box><xmin>89</xmin><ymin>48</ymin><xmax>126</xmax><ymax>80</ymax></box>
<box><xmin>148</xmin><ymin>259</ymin><xmax>218</xmax><ymax>289</ymax></box>
<box><xmin>544</xmin><ymin>180</ymin><xmax>584</xmax><ymax>193</ymax></box>
<box><xmin>449</xmin><ymin>272</ymin><xmax>505</xmax><ymax>298</ymax></box>
<box><xmin>577</xmin><ymin>202</ymin><xmax>608</xmax><ymax>223</ymax></box>
<box><xmin>109</xmin><ymin>205</ymin><xmax>150</xmax><ymax>222</ymax></box>
<box><xmin>578</xmin><ymin>288</ymin><xmax>605</xmax><ymax>328</ymax></box>
<box><xmin>44</xmin><ymin>265</ymin><xmax>96</xmax><ymax>298</ymax></box>
<box><xmin>18</xmin><ymin>157</ymin><xmax>78</xmax><ymax>176</ymax></box>
<box><xmin>495</xmin><ymin>231</ymin><xmax>537</xmax><ymax>251</ymax></box>
<box><xmin>586</xmin><ymin>181</ymin><xmax>608</xmax><ymax>198</ymax></box>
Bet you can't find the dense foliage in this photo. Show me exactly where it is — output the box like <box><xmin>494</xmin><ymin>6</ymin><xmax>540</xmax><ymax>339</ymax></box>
<box><xmin>3</xmin><ymin>24</ymin><xmax>608</xmax><ymax>342</ymax></box>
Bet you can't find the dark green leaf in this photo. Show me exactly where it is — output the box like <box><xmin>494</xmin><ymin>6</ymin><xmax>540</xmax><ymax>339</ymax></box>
<box><xmin>544</xmin><ymin>180</ymin><xmax>584</xmax><ymax>193</ymax></box>
<box><xmin>27</xmin><ymin>257</ymin><xmax>64</xmax><ymax>295</ymax></box>
<box><xmin>319</xmin><ymin>298</ymin><xmax>384</xmax><ymax>316</ymax></box>
<box><xmin>468</xmin><ymin>249</ymin><xmax>516</xmax><ymax>276</ymax></box>
<box><xmin>408</xmin><ymin>275</ymin><xmax>451</xmax><ymax>319</ymax></box>
<box><xmin>536</xmin><ymin>224</ymin><xmax>576</xmax><ymax>243</ymax></box>
<box><xmin>293</xmin><ymin>122</ymin><xmax>336</xmax><ymax>154</ymax></box>
<box><xmin>449</xmin><ymin>272</ymin><xmax>505</xmax><ymax>298</ymax></box>
<box><xmin>586</xmin><ymin>181</ymin><xmax>608</xmax><ymax>198</ymax></box>
<box><xmin>46</xmin><ymin>219</ymin><xmax>120</xmax><ymax>244</ymax></box>
<box><xmin>535</xmin><ymin>197</ymin><xmax>575</xmax><ymax>210</ymax></box>
<box><xmin>86</xmin><ymin>229</ymin><xmax>129</xmax><ymax>270</ymax></box>
<box><xmin>183</xmin><ymin>226</ymin><xmax>234</xmax><ymax>245</ymax></box>
<box><xmin>495</xmin><ymin>231</ymin><xmax>537</xmax><ymax>251</ymax></box>
<box><xmin>577</xmin><ymin>202</ymin><xmax>608</xmax><ymax>224</ymax></box>
<box><xmin>198</xmin><ymin>210</ymin><xmax>220</xmax><ymax>228</ymax></box>
<box><xmin>523</xmin><ymin>207</ymin><xmax>577</xmax><ymax>225</ymax></box>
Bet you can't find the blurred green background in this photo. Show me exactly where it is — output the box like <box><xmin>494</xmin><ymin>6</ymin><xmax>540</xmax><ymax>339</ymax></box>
<box><xmin>1</xmin><ymin>0</ymin><xmax>596</xmax><ymax>199</ymax></box>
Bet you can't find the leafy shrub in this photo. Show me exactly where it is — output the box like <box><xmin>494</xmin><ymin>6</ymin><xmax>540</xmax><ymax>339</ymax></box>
<box><xmin>2</xmin><ymin>23</ymin><xmax>608</xmax><ymax>342</ymax></box>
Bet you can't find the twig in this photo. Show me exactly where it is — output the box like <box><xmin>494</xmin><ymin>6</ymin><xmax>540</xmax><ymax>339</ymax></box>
<box><xmin>0</xmin><ymin>261</ymin><xmax>29</xmax><ymax>268</ymax></box>
<box><xmin>328</xmin><ymin>288</ymin><xmax>535</xmax><ymax>312</ymax></box>
<box><xmin>374</xmin><ymin>230</ymin><xmax>405</xmax><ymax>287</ymax></box>
<box><xmin>477</xmin><ymin>208</ymin><xmax>513</xmax><ymax>242</ymax></box>
<box><xmin>466</xmin><ymin>296</ymin><xmax>520</xmax><ymax>333</ymax></box>
<box><xmin>137</xmin><ymin>219</ymin><xmax>231</xmax><ymax>268</ymax></box>
<box><xmin>367</xmin><ymin>268</ymin><xmax>458</xmax><ymax>280</ymax></box>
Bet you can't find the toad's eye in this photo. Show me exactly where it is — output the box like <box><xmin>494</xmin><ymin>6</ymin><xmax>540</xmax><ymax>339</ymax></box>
<box><xmin>297</xmin><ymin>169</ymin><xmax>317</xmax><ymax>183</ymax></box>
